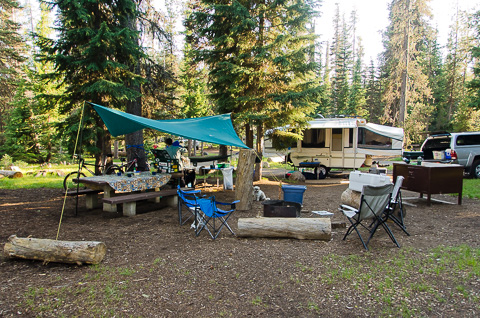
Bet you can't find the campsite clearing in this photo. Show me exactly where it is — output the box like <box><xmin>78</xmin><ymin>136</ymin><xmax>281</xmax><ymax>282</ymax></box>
<box><xmin>1</xmin><ymin>180</ymin><xmax>480</xmax><ymax>317</ymax></box>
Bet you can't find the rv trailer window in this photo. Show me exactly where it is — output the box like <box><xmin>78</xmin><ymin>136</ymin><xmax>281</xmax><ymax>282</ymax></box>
<box><xmin>358</xmin><ymin>128</ymin><xmax>392</xmax><ymax>149</ymax></box>
<box><xmin>301</xmin><ymin>129</ymin><xmax>326</xmax><ymax>148</ymax></box>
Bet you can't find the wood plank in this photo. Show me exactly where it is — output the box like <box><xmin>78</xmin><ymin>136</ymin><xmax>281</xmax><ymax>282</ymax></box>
<box><xmin>62</xmin><ymin>189</ymin><xmax>102</xmax><ymax>196</ymax></box>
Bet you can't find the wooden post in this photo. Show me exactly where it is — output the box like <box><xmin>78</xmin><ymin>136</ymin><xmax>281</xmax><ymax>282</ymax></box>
<box><xmin>4</xmin><ymin>235</ymin><xmax>107</xmax><ymax>265</ymax></box>
<box><xmin>114</xmin><ymin>140</ymin><xmax>119</xmax><ymax>159</ymax></box>
<box><xmin>235</xmin><ymin>149</ymin><xmax>256</xmax><ymax>211</ymax></box>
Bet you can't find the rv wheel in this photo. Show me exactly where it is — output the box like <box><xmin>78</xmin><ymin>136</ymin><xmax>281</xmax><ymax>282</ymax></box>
<box><xmin>318</xmin><ymin>166</ymin><xmax>328</xmax><ymax>179</ymax></box>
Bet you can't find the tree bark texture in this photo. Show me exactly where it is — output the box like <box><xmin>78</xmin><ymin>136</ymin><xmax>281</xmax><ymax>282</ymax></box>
<box><xmin>4</xmin><ymin>235</ymin><xmax>107</xmax><ymax>265</ymax></box>
<box><xmin>237</xmin><ymin>217</ymin><xmax>331</xmax><ymax>240</ymax></box>
<box><xmin>253</xmin><ymin>124</ymin><xmax>264</xmax><ymax>181</ymax></box>
<box><xmin>235</xmin><ymin>149</ymin><xmax>256</xmax><ymax>211</ymax></box>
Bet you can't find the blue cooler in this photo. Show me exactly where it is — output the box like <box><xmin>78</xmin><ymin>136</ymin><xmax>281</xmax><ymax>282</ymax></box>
<box><xmin>282</xmin><ymin>185</ymin><xmax>307</xmax><ymax>205</ymax></box>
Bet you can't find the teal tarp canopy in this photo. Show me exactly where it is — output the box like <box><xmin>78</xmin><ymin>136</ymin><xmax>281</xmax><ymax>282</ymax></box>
<box><xmin>90</xmin><ymin>102</ymin><xmax>248</xmax><ymax>149</ymax></box>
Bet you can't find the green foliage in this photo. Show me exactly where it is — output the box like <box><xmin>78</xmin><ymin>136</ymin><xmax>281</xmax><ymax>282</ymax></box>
<box><xmin>0</xmin><ymin>154</ymin><xmax>13</xmax><ymax>169</ymax></box>
<box><xmin>268</xmin><ymin>130</ymin><xmax>302</xmax><ymax>151</ymax></box>
<box><xmin>188</xmin><ymin>0</ymin><xmax>323</xmax><ymax>132</ymax></box>
<box><xmin>467</xmin><ymin>11</ymin><xmax>480</xmax><ymax>111</ymax></box>
<box><xmin>0</xmin><ymin>0</ymin><xmax>26</xmax><ymax>132</ymax></box>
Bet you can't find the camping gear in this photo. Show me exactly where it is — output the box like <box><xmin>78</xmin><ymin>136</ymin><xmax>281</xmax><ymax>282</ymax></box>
<box><xmin>281</xmin><ymin>185</ymin><xmax>307</xmax><ymax>205</ymax></box>
<box><xmin>195</xmin><ymin>196</ymin><xmax>239</xmax><ymax>240</ymax></box>
<box><xmin>262</xmin><ymin>200</ymin><xmax>301</xmax><ymax>217</ymax></box>
<box><xmin>339</xmin><ymin>183</ymin><xmax>398</xmax><ymax>251</ymax></box>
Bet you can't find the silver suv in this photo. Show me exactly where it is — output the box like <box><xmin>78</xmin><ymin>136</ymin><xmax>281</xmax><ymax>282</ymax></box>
<box><xmin>420</xmin><ymin>132</ymin><xmax>480</xmax><ymax>178</ymax></box>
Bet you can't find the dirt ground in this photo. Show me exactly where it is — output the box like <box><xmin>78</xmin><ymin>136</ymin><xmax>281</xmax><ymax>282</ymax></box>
<box><xmin>1</xmin><ymin>176</ymin><xmax>480</xmax><ymax>317</ymax></box>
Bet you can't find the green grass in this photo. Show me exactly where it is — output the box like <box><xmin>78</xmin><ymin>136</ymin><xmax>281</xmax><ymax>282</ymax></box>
<box><xmin>0</xmin><ymin>174</ymin><xmax>65</xmax><ymax>189</ymax></box>
<box><xmin>462</xmin><ymin>179</ymin><xmax>480</xmax><ymax>199</ymax></box>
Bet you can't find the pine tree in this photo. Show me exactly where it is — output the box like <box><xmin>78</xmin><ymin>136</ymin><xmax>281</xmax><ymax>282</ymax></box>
<box><xmin>0</xmin><ymin>0</ymin><xmax>26</xmax><ymax>136</ymax></box>
<box><xmin>189</xmin><ymin>0</ymin><xmax>322</xmax><ymax>179</ymax></box>
<box><xmin>466</xmin><ymin>10</ymin><xmax>480</xmax><ymax>123</ymax></box>
<box><xmin>365</xmin><ymin>60</ymin><xmax>383</xmax><ymax>123</ymax></box>
<box><xmin>0</xmin><ymin>3</ymin><xmax>64</xmax><ymax>163</ymax></box>
<box><xmin>380</xmin><ymin>0</ymin><xmax>434</xmax><ymax>145</ymax></box>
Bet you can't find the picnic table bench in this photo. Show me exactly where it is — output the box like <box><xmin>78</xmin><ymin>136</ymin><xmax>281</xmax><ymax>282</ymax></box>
<box><xmin>102</xmin><ymin>187</ymin><xmax>191</xmax><ymax>217</ymax></box>
<box><xmin>63</xmin><ymin>189</ymin><xmax>102</xmax><ymax>196</ymax></box>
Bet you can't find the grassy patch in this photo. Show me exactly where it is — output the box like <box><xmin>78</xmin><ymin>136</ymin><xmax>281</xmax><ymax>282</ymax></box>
<box><xmin>462</xmin><ymin>179</ymin><xmax>480</xmax><ymax>199</ymax></box>
<box><xmin>317</xmin><ymin>245</ymin><xmax>480</xmax><ymax>317</ymax></box>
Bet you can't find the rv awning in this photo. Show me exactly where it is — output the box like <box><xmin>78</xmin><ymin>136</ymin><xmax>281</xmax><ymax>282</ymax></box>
<box><xmin>364</xmin><ymin>123</ymin><xmax>403</xmax><ymax>141</ymax></box>
<box><xmin>308</xmin><ymin>118</ymin><xmax>358</xmax><ymax>129</ymax></box>
<box><xmin>90</xmin><ymin>102</ymin><xmax>249</xmax><ymax>149</ymax></box>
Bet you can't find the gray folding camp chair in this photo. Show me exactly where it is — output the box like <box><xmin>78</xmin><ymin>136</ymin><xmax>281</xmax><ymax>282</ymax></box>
<box><xmin>339</xmin><ymin>183</ymin><xmax>399</xmax><ymax>250</ymax></box>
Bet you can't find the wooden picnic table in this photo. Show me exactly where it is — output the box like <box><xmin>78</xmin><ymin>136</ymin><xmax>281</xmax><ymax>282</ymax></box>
<box><xmin>75</xmin><ymin>172</ymin><xmax>172</xmax><ymax>212</ymax></box>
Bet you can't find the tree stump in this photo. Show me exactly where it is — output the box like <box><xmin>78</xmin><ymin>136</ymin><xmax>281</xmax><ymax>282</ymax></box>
<box><xmin>237</xmin><ymin>217</ymin><xmax>331</xmax><ymax>240</ymax></box>
<box><xmin>340</xmin><ymin>188</ymin><xmax>361</xmax><ymax>208</ymax></box>
<box><xmin>3</xmin><ymin>235</ymin><xmax>107</xmax><ymax>265</ymax></box>
<box><xmin>0</xmin><ymin>170</ymin><xmax>23</xmax><ymax>178</ymax></box>
<box><xmin>235</xmin><ymin>149</ymin><xmax>256</xmax><ymax>211</ymax></box>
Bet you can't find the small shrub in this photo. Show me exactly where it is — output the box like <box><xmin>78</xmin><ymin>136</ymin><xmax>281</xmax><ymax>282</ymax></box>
<box><xmin>1</xmin><ymin>154</ymin><xmax>13</xmax><ymax>169</ymax></box>
<box><xmin>13</xmin><ymin>160</ymin><xmax>29</xmax><ymax>168</ymax></box>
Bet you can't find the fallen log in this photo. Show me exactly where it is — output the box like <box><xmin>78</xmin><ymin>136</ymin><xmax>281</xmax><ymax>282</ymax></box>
<box><xmin>237</xmin><ymin>217</ymin><xmax>331</xmax><ymax>240</ymax></box>
<box><xmin>3</xmin><ymin>235</ymin><xmax>106</xmax><ymax>265</ymax></box>
<box><xmin>0</xmin><ymin>170</ymin><xmax>23</xmax><ymax>178</ymax></box>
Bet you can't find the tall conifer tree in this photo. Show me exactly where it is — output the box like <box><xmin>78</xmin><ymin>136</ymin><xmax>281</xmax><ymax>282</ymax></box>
<box><xmin>188</xmin><ymin>0</ymin><xmax>322</xmax><ymax>179</ymax></box>
<box><xmin>0</xmin><ymin>0</ymin><xmax>26</xmax><ymax>136</ymax></box>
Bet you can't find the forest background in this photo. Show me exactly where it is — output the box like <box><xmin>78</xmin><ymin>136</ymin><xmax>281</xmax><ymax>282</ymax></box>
<box><xmin>1</xmin><ymin>0</ymin><xmax>480</xmax><ymax>180</ymax></box>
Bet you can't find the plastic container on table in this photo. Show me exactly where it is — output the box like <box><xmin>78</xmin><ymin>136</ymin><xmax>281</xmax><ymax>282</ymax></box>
<box><xmin>281</xmin><ymin>185</ymin><xmax>307</xmax><ymax>205</ymax></box>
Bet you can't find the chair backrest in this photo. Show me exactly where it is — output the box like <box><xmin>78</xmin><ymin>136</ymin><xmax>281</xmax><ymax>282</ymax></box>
<box><xmin>392</xmin><ymin>176</ymin><xmax>404</xmax><ymax>202</ymax></box>
<box><xmin>358</xmin><ymin>183</ymin><xmax>394</xmax><ymax>220</ymax></box>
<box><xmin>197</xmin><ymin>197</ymin><xmax>216</xmax><ymax>217</ymax></box>
<box><xmin>177</xmin><ymin>186</ymin><xmax>201</xmax><ymax>207</ymax></box>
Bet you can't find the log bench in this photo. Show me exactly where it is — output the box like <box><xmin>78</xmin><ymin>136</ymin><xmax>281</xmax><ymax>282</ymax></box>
<box><xmin>102</xmin><ymin>188</ymin><xmax>183</xmax><ymax>217</ymax></box>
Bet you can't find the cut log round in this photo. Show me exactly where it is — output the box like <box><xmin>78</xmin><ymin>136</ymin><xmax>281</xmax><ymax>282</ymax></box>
<box><xmin>237</xmin><ymin>217</ymin><xmax>331</xmax><ymax>240</ymax></box>
<box><xmin>340</xmin><ymin>188</ymin><xmax>361</xmax><ymax>209</ymax></box>
<box><xmin>3</xmin><ymin>235</ymin><xmax>106</xmax><ymax>265</ymax></box>
<box><xmin>0</xmin><ymin>170</ymin><xmax>23</xmax><ymax>178</ymax></box>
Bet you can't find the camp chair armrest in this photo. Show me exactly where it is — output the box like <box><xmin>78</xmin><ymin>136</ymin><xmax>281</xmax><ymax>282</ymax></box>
<box><xmin>217</xmin><ymin>200</ymin><xmax>240</xmax><ymax>209</ymax></box>
<box><xmin>339</xmin><ymin>204</ymin><xmax>357</xmax><ymax>212</ymax></box>
<box><xmin>216</xmin><ymin>200</ymin><xmax>240</xmax><ymax>206</ymax></box>
<box><xmin>184</xmin><ymin>189</ymin><xmax>201</xmax><ymax>194</ymax></box>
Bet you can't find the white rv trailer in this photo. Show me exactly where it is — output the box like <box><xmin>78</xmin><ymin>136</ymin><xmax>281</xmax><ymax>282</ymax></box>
<box><xmin>267</xmin><ymin>117</ymin><xmax>404</xmax><ymax>176</ymax></box>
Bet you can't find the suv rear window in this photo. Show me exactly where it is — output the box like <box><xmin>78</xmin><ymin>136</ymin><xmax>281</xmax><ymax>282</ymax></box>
<box><xmin>456</xmin><ymin>134</ymin><xmax>480</xmax><ymax>146</ymax></box>
<box><xmin>423</xmin><ymin>136</ymin><xmax>451</xmax><ymax>149</ymax></box>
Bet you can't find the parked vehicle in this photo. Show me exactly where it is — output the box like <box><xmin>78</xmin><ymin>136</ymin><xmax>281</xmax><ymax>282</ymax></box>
<box><xmin>420</xmin><ymin>132</ymin><xmax>480</xmax><ymax>178</ymax></box>
<box><xmin>266</xmin><ymin>117</ymin><xmax>404</xmax><ymax>177</ymax></box>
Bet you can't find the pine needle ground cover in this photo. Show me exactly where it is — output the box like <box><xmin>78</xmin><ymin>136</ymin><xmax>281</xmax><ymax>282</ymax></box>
<box><xmin>1</xmin><ymin>180</ymin><xmax>479</xmax><ymax>317</ymax></box>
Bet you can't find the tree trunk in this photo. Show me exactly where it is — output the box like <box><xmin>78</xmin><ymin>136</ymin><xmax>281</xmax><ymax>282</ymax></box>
<box><xmin>219</xmin><ymin>145</ymin><xmax>228</xmax><ymax>162</ymax></box>
<box><xmin>0</xmin><ymin>170</ymin><xmax>23</xmax><ymax>178</ymax></box>
<box><xmin>245</xmin><ymin>123</ymin><xmax>254</xmax><ymax>148</ymax></box>
<box><xmin>235</xmin><ymin>149</ymin><xmax>256</xmax><ymax>211</ymax></box>
<box><xmin>237</xmin><ymin>217</ymin><xmax>331</xmax><ymax>240</ymax></box>
<box><xmin>253</xmin><ymin>124</ymin><xmax>264</xmax><ymax>181</ymax></box>
<box><xmin>398</xmin><ymin>0</ymin><xmax>411</xmax><ymax>125</ymax></box>
<box><xmin>4</xmin><ymin>235</ymin><xmax>106</xmax><ymax>265</ymax></box>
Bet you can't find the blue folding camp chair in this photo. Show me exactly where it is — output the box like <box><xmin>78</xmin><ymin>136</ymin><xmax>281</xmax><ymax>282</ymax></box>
<box><xmin>177</xmin><ymin>186</ymin><xmax>203</xmax><ymax>226</ymax></box>
<box><xmin>195</xmin><ymin>196</ymin><xmax>239</xmax><ymax>240</ymax></box>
